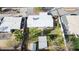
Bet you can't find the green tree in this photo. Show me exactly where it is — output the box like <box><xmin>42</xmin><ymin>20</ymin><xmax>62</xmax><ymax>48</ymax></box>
<box><xmin>29</xmin><ymin>28</ymin><xmax>42</xmax><ymax>41</ymax></box>
<box><xmin>13</xmin><ymin>30</ymin><xmax>23</xmax><ymax>41</ymax></box>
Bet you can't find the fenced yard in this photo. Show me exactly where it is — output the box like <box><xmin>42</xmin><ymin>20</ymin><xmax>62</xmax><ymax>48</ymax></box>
<box><xmin>28</xmin><ymin>19</ymin><xmax>66</xmax><ymax>51</ymax></box>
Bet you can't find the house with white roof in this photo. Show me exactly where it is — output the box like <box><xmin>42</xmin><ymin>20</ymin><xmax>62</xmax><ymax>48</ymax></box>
<box><xmin>27</xmin><ymin>12</ymin><xmax>53</xmax><ymax>28</ymax></box>
<box><xmin>61</xmin><ymin>14</ymin><xmax>79</xmax><ymax>35</ymax></box>
<box><xmin>0</xmin><ymin>17</ymin><xmax>25</xmax><ymax>40</ymax></box>
<box><xmin>0</xmin><ymin>17</ymin><xmax>24</xmax><ymax>33</ymax></box>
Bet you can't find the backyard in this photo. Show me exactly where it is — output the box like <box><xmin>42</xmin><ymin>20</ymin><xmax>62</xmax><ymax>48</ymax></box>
<box><xmin>47</xmin><ymin>20</ymin><xmax>65</xmax><ymax>51</ymax></box>
<box><xmin>28</xmin><ymin>19</ymin><xmax>66</xmax><ymax>51</ymax></box>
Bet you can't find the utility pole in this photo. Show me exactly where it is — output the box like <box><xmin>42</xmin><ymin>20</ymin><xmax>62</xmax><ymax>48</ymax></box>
<box><xmin>21</xmin><ymin>17</ymin><xmax>29</xmax><ymax>51</ymax></box>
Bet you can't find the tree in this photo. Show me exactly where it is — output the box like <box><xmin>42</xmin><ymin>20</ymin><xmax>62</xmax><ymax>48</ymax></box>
<box><xmin>29</xmin><ymin>28</ymin><xmax>41</xmax><ymax>41</ymax></box>
<box><xmin>13</xmin><ymin>30</ymin><xmax>23</xmax><ymax>42</ymax></box>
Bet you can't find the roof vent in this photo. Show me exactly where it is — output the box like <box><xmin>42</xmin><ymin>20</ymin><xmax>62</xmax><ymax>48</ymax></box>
<box><xmin>33</xmin><ymin>17</ymin><xmax>39</xmax><ymax>20</ymax></box>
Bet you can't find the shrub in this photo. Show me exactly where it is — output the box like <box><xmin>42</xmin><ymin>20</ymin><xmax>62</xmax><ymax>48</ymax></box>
<box><xmin>13</xmin><ymin>29</ymin><xmax>23</xmax><ymax>41</ymax></box>
<box><xmin>73</xmin><ymin>38</ymin><xmax>79</xmax><ymax>50</ymax></box>
<box><xmin>29</xmin><ymin>28</ymin><xmax>42</xmax><ymax>41</ymax></box>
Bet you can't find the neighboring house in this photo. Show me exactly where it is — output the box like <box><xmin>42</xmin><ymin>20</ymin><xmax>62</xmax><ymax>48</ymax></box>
<box><xmin>0</xmin><ymin>17</ymin><xmax>24</xmax><ymax>33</ymax></box>
<box><xmin>0</xmin><ymin>17</ymin><xmax>25</xmax><ymax>39</ymax></box>
<box><xmin>61</xmin><ymin>14</ymin><xmax>79</xmax><ymax>35</ymax></box>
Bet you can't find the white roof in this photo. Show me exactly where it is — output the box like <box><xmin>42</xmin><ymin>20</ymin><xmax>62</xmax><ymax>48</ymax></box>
<box><xmin>27</xmin><ymin>14</ymin><xmax>53</xmax><ymax>28</ymax></box>
<box><xmin>66</xmin><ymin>15</ymin><xmax>79</xmax><ymax>35</ymax></box>
<box><xmin>38</xmin><ymin>36</ymin><xmax>47</xmax><ymax>49</ymax></box>
<box><xmin>0</xmin><ymin>17</ymin><xmax>22</xmax><ymax>32</ymax></box>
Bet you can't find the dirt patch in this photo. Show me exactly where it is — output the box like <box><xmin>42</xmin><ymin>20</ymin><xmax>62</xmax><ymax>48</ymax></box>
<box><xmin>0</xmin><ymin>34</ymin><xmax>19</xmax><ymax>49</ymax></box>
